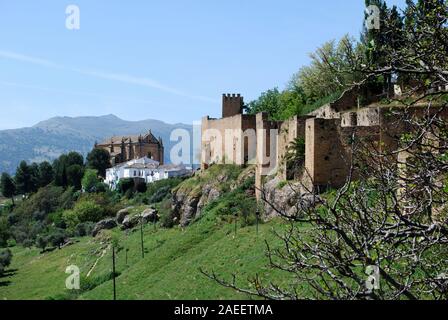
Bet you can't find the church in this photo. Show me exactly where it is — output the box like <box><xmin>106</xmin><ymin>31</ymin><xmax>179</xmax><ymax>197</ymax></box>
<box><xmin>95</xmin><ymin>130</ymin><xmax>164</xmax><ymax>166</ymax></box>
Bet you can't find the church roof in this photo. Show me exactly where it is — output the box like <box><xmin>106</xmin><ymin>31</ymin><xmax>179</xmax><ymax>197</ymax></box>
<box><xmin>97</xmin><ymin>131</ymin><xmax>160</xmax><ymax>145</ymax></box>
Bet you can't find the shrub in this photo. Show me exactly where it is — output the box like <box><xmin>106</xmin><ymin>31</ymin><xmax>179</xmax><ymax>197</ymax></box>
<box><xmin>81</xmin><ymin>169</ymin><xmax>100</xmax><ymax>193</ymax></box>
<box><xmin>74</xmin><ymin>222</ymin><xmax>95</xmax><ymax>237</ymax></box>
<box><xmin>0</xmin><ymin>249</ymin><xmax>12</xmax><ymax>275</ymax></box>
<box><xmin>47</xmin><ymin>228</ymin><xmax>68</xmax><ymax>249</ymax></box>
<box><xmin>135</xmin><ymin>182</ymin><xmax>147</xmax><ymax>193</ymax></box>
<box><xmin>12</xmin><ymin>185</ymin><xmax>75</xmax><ymax>219</ymax></box>
<box><xmin>118</xmin><ymin>178</ymin><xmax>134</xmax><ymax>195</ymax></box>
<box><xmin>159</xmin><ymin>198</ymin><xmax>175</xmax><ymax>228</ymax></box>
<box><xmin>47</xmin><ymin>210</ymin><xmax>66</xmax><ymax>229</ymax></box>
<box><xmin>35</xmin><ymin>235</ymin><xmax>48</xmax><ymax>252</ymax></box>
<box><xmin>62</xmin><ymin>200</ymin><xmax>106</xmax><ymax>230</ymax></box>
<box><xmin>149</xmin><ymin>186</ymin><xmax>171</xmax><ymax>204</ymax></box>
<box><xmin>0</xmin><ymin>216</ymin><xmax>9</xmax><ymax>247</ymax></box>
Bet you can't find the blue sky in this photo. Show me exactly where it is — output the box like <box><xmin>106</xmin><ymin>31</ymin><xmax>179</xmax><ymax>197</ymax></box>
<box><xmin>0</xmin><ymin>0</ymin><xmax>407</xmax><ymax>129</ymax></box>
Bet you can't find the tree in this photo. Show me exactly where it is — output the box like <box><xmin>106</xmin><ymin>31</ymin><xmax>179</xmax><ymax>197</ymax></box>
<box><xmin>66</xmin><ymin>152</ymin><xmax>84</xmax><ymax>167</ymax></box>
<box><xmin>47</xmin><ymin>228</ymin><xmax>67</xmax><ymax>249</ymax></box>
<box><xmin>14</xmin><ymin>161</ymin><xmax>32</xmax><ymax>195</ymax></box>
<box><xmin>81</xmin><ymin>169</ymin><xmax>100</xmax><ymax>193</ymax></box>
<box><xmin>53</xmin><ymin>152</ymin><xmax>85</xmax><ymax>189</ymax></box>
<box><xmin>87</xmin><ymin>148</ymin><xmax>111</xmax><ymax>178</ymax></box>
<box><xmin>66</xmin><ymin>164</ymin><xmax>84</xmax><ymax>190</ymax></box>
<box><xmin>53</xmin><ymin>156</ymin><xmax>67</xmax><ymax>187</ymax></box>
<box><xmin>293</xmin><ymin>35</ymin><xmax>363</xmax><ymax>103</ymax></box>
<box><xmin>28</xmin><ymin>162</ymin><xmax>40</xmax><ymax>193</ymax></box>
<box><xmin>0</xmin><ymin>173</ymin><xmax>16</xmax><ymax>206</ymax></box>
<box><xmin>246</xmin><ymin>86</ymin><xmax>307</xmax><ymax>121</ymax></box>
<box><xmin>35</xmin><ymin>235</ymin><xmax>48</xmax><ymax>253</ymax></box>
<box><xmin>38</xmin><ymin>161</ymin><xmax>54</xmax><ymax>188</ymax></box>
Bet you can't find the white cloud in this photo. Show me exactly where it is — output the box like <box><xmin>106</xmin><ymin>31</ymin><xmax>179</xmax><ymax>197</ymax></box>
<box><xmin>0</xmin><ymin>49</ymin><xmax>218</xmax><ymax>103</ymax></box>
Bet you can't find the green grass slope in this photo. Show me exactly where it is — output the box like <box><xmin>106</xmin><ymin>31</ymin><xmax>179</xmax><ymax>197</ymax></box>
<box><xmin>0</xmin><ymin>212</ymin><xmax>292</xmax><ymax>300</ymax></box>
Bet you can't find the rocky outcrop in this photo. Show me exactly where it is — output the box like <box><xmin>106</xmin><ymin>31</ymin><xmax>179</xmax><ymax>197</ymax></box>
<box><xmin>172</xmin><ymin>189</ymin><xmax>205</xmax><ymax>227</ymax></box>
<box><xmin>92</xmin><ymin>218</ymin><xmax>117</xmax><ymax>237</ymax></box>
<box><xmin>119</xmin><ymin>208</ymin><xmax>159</xmax><ymax>230</ymax></box>
<box><xmin>141</xmin><ymin>208</ymin><xmax>158</xmax><ymax>223</ymax></box>
<box><xmin>121</xmin><ymin>215</ymin><xmax>141</xmax><ymax>230</ymax></box>
<box><xmin>262</xmin><ymin>177</ymin><xmax>318</xmax><ymax>220</ymax></box>
<box><xmin>116</xmin><ymin>207</ymin><xmax>134</xmax><ymax>224</ymax></box>
<box><xmin>171</xmin><ymin>166</ymin><xmax>255</xmax><ymax>227</ymax></box>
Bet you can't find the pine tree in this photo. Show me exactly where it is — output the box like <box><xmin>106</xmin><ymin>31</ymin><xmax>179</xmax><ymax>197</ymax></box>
<box><xmin>0</xmin><ymin>172</ymin><xmax>16</xmax><ymax>205</ymax></box>
<box><xmin>14</xmin><ymin>161</ymin><xmax>32</xmax><ymax>195</ymax></box>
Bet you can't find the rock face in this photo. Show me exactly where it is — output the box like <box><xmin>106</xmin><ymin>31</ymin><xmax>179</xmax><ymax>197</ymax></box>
<box><xmin>141</xmin><ymin>208</ymin><xmax>158</xmax><ymax>223</ymax></box>
<box><xmin>262</xmin><ymin>177</ymin><xmax>317</xmax><ymax>220</ymax></box>
<box><xmin>121</xmin><ymin>215</ymin><xmax>141</xmax><ymax>230</ymax></box>
<box><xmin>119</xmin><ymin>208</ymin><xmax>159</xmax><ymax>230</ymax></box>
<box><xmin>92</xmin><ymin>218</ymin><xmax>117</xmax><ymax>237</ymax></box>
<box><xmin>116</xmin><ymin>207</ymin><xmax>134</xmax><ymax>224</ymax></box>
<box><xmin>171</xmin><ymin>166</ymin><xmax>255</xmax><ymax>227</ymax></box>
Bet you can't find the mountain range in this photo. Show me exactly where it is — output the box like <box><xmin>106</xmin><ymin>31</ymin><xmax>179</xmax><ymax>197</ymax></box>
<box><xmin>0</xmin><ymin>115</ymin><xmax>193</xmax><ymax>175</ymax></box>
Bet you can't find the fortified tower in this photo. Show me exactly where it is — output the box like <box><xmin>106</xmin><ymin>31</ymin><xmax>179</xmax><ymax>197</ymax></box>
<box><xmin>222</xmin><ymin>93</ymin><xmax>244</xmax><ymax>118</ymax></box>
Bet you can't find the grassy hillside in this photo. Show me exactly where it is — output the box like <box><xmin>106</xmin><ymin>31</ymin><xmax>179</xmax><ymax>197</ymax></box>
<box><xmin>0</xmin><ymin>211</ymin><xmax>293</xmax><ymax>300</ymax></box>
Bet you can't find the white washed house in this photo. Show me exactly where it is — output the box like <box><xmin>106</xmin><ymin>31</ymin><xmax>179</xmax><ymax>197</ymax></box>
<box><xmin>105</xmin><ymin>156</ymin><xmax>192</xmax><ymax>190</ymax></box>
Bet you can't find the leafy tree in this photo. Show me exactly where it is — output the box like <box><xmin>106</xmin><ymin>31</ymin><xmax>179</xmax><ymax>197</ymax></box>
<box><xmin>66</xmin><ymin>164</ymin><xmax>84</xmax><ymax>190</ymax></box>
<box><xmin>47</xmin><ymin>228</ymin><xmax>67</xmax><ymax>249</ymax></box>
<box><xmin>87</xmin><ymin>148</ymin><xmax>111</xmax><ymax>178</ymax></box>
<box><xmin>0</xmin><ymin>173</ymin><xmax>16</xmax><ymax>206</ymax></box>
<box><xmin>246</xmin><ymin>86</ymin><xmax>307</xmax><ymax>120</ymax></box>
<box><xmin>81</xmin><ymin>169</ymin><xmax>101</xmax><ymax>193</ymax></box>
<box><xmin>66</xmin><ymin>152</ymin><xmax>84</xmax><ymax>167</ymax></box>
<box><xmin>53</xmin><ymin>152</ymin><xmax>84</xmax><ymax>188</ymax></box>
<box><xmin>38</xmin><ymin>161</ymin><xmax>54</xmax><ymax>187</ymax></box>
<box><xmin>294</xmin><ymin>35</ymin><xmax>360</xmax><ymax>102</ymax></box>
<box><xmin>35</xmin><ymin>235</ymin><xmax>48</xmax><ymax>253</ymax></box>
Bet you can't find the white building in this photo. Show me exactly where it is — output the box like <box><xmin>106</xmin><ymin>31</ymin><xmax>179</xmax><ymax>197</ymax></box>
<box><xmin>105</xmin><ymin>156</ymin><xmax>192</xmax><ymax>190</ymax></box>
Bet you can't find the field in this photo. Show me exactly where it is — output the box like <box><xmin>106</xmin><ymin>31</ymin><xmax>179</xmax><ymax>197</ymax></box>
<box><xmin>0</xmin><ymin>211</ymin><xmax>295</xmax><ymax>300</ymax></box>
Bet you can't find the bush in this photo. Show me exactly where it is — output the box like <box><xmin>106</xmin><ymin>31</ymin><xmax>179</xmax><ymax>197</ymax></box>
<box><xmin>62</xmin><ymin>200</ymin><xmax>106</xmax><ymax>230</ymax></box>
<box><xmin>35</xmin><ymin>235</ymin><xmax>48</xmax><ymax>252</ymax></box>
<box><xmin>159</xmin><ymin>198</ymin><xmax>175</xmax><ymax>228</ymax></box>
<box><xmin>6</xmin><ymin>238</ymin><xmax>16</xmax><ymax>247</ymax></box>
<box><xmin>149</xmin><ymin>186</ymin><xmax>171</xmax><ymax>204</ymax></box>
<box><xmin>47</xmin><ymin>228</ymin><xmax>68</xmax><ymax>249</ymax></box>
<box><xmin>202</xmin><ymin>186</ymin><xmax>257</xmax><ymax>227</ymax></box>
<box><xmin>74</xmin><ymin>222</ymin><xmax>95</xmax><ymax>237</ymax></box>
<box><xmin>0</xmin><ymin>249</ymin><xmax>12</xmax><ymax>275</ymax></box>
<box><xmin>118</xmin><ymin>179</ymin><xmax>134</xmax><ymax>195</ymax></box>
<box><xmin>47</xmin><ymin>210</ymin><xmax>66</xmax><ymax>229</ymax></box>
<box><xmin>12</xmin><ymin>185</ymin><xmax>75</xmax><ymax>221</ymax></box>
<box><xmin>135</xmin><ymin>182</ymin><xmax>147</xmax><ymax>193</ymax></box>
<box><xmin>0</xmin><ymin>216</ymin><xmax>9</xmax><ymax>247</ymax></box>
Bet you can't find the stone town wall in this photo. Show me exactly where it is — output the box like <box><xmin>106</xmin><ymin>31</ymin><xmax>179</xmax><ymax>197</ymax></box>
<box><xmin>201</xmin><ymin>114</ymin><xmax>256</xmax><ymax>169</ymax></box>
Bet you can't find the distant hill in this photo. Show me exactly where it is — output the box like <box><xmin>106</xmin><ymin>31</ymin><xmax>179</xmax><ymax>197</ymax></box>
<box><xmin>0</xmin><ymin>115</ymin><xmax>192</xmax><ymax>174</ymax></box>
